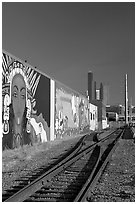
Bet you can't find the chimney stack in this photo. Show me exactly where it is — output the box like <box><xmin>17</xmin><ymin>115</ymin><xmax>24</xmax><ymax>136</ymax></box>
<box><xmin>100</xmin><ymin>82</ymin><xmax>103</xmax><ymax>101</ymax></box>
<box><xmin>88</xmin><ymin>71</ymin><xmax>93</xmax><ymax>103</ymax></box>
<box><xmin>94</xmin><ymin>81</ymin><xmax>96</xmax><ymax>100</ymax></box>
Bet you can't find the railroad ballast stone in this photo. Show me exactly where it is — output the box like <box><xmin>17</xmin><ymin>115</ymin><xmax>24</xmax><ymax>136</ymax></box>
<box><xmin>2</xmin><ymin>134</ymin><xmax>83</xmax><ymax>194</ymax></box>
<box><xmin>87</xmin><ymin>138</ymin><xmax>135</xmax><ymax>202</ymax></box>
<box><xmin>2</xmin><ymin>130</ymin><xmax>107</xmax><ymax>194</ymax></box>
<box><xmin>3</xmin><ymin>128</ymin><xmax>131</xmax><ymax>201</ymax></box>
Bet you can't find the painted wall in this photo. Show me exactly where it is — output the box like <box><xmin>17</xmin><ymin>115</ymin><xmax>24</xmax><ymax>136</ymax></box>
<box><xmin>55</xmin><ymin>82</ymin><xmax>89</xmax><ymax>138</ymax></box>
<box><xmin>2</xmin><ymin>51</ymin><xmax>100</xmax><ymax>149</ymax></box>
<box><xmin>2</xmin><ymin>52</ymin><xmax>50</xmax><ymax>150</ymax></box>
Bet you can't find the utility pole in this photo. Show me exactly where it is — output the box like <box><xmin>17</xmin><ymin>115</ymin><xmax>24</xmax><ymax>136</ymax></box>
<box><xmin>125</xmin><ymin>74</ymin><xmax>128</xmax><ymax>124</ymax></box>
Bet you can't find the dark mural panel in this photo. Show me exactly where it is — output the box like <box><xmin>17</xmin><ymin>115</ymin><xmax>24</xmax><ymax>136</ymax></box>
<box><xmin>34</xmin><ymin>75</ymin><xmax>50</xmax><ymax>127</ymax></box>
<box><xmin>2</xmin><ymin>52</ymin><xmax>50</xmax><ymax>150</ymax></box>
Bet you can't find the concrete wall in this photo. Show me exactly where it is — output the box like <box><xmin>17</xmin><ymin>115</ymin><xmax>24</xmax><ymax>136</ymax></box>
<box><xmin>89</xmin><ymin>103</ymin><xmax>98</xmax><ymax>131</ymax></box>
<box><xmin>102</xmin><ymin>118</ymin><xmax>109</xmax><ymax>129</ymax></box>
<box><xmin>91</xmin><ymin>99</ymin><xmax>107</xmax><ymax>130</ymax></box>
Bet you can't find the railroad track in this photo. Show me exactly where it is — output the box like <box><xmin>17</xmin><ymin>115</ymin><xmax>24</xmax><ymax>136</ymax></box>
<box><xmin>3</xmin><ymin>128</ymin><xmax>124</xmax><ymax>202</ymax></box>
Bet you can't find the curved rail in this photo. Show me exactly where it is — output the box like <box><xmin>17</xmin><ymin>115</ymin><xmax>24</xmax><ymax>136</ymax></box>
<box><xmin>3</xmin><ymin>128</ymin><xmax>121</xmax><ymax>202</ymax></box>
<box><xmin>3</xmin><ymin>132</ymin><xmax>89</xmax><ymax>201</ymax></box>
<box><xmin>74</xmin><ymin>128</ymin><xmax>125</xmax><ymax>201</ymax></box>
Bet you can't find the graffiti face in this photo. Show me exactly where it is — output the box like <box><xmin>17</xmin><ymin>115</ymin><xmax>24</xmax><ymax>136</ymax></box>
<box><xmin>11</xmin><ymin>74</ymin><xmax>26</xmax><ymax>125</ymax></box>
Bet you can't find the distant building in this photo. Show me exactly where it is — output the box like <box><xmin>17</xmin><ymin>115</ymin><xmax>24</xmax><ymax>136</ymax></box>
<box><xmin>106</xmin><ymin>112</ymin><xmax>119</xmax><ymax>121</ymax></box>
<box><xmin>88</xmin><ymin>71</ymin><xmax>108</xmax><ymax>130</ymax></box>
<box><xmin>106</xmin><ymin>104</ymin><xmax>135</xmax><ymax>122</ymax></box>
<box><xmin>106</xmin><ymin>104</ymin><xmax>125</xmax><ymax>115</ymax></box>
<box><xmin>128</xmin><ymin>105</ymin><xmax>135</xmax><ymax>123</ymax></box>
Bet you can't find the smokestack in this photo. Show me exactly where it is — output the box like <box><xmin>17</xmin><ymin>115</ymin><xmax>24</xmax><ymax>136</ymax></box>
<box><xmin>129</xmin><ymin>97</ymin><xmax>132</xmax><ymax>123</ymax></box>
<box><xmin>88</xmin><ymin>71</ymin><xmax>93</xmax><ymax>103</ymax></box>
<box><xmin>94</xmin><ymin>81</ymin><xmax>96</xmax><ymax>100</ymax></box>
<box><xmin>100</xmin><ymin>82</ymin><xmax>103</xmax><ymax>101</ymax></box>
<box><xmin>125</xmin><ymin>74</ymin><xmax>128</xmax><ymax>124</ymax></box>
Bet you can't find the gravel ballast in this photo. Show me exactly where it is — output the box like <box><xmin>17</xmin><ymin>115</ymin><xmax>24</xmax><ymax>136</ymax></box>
<box><xmin>3</xmin><ymin>129</ymin><xmax>135</xmax><ymax>202</ymax></box>
<box><xmin>2</xmin><ymin>134</ymin><xmax>83</xmax><ymax>194</ymax></box>
<box><xmin>87</xmin><ymin>138</ymin><xmax>135</xmax><ymax>202</ymax></box>
<box><xmin>2</xmin><ymin>129</ymin><xmax>113</xmax><ymax>194</ymax></box>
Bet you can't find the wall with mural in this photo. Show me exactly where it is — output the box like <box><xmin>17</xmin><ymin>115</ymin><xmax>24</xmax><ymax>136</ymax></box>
<box><xmin>55</xmin><ymin>82</ymin><xmax>90</xmax><ymax>138</ymax></box>
<box><xmin>2</xmin><ymin>51</ymin><xmax>99</xmax><ymax>150</ymax></box>
<box><xmin>2</xmin><ymin>51</ymin><xmax>50</xmax><ymax>150</ymax></box>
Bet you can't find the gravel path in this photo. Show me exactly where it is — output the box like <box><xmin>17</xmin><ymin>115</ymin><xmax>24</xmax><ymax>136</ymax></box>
<box><xmin>87</xmin><ymin>138</ymin><xmax>135</xmax><ymax>202</ymax></box>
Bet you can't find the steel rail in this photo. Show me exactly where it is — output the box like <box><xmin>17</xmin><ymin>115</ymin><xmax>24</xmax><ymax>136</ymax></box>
<box><xmin>78</xmin><ymin>129</ymin><xmax>119</xmax><ymax>156</ymax></box>
<box><xmin>3</xmin><ymin>132</ymin><xmax>89</xmax><ymax>202</ymax></box>
<box><xmin>4</xmin><ymin>142</ymin><xmax>100</xmax><ymax>201</ymax></box>
<box><xmin>74</xmin><ymin>128</ymin><xmax>125</xmax><ymax>201</ymax></box>
<box><xmin>4</xmin><ymin>129</ymin><xmax>119</xmax><ymax>202</ymax></box>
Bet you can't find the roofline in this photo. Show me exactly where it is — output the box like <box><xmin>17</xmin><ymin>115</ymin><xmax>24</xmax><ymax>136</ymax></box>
<box><xmin>2</xmin><ymin>49</ymin><xmax>87</xmax><ymax>99</ymax></box>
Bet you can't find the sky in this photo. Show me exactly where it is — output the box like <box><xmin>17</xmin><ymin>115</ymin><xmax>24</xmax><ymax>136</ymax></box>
<box><xmin>2</xmin><ymin>2</ymin><xmax>135</xmax><ymax>105</ymax></box>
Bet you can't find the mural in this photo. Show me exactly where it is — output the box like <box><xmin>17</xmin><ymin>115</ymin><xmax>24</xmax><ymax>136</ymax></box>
<box><xmin>2</xmin><ymin>52</ymin><xmax>50</xmax><ymax>150</ymax></box>
<box><xmin>78</xmin><ymin>96</ymin><xmax>89</xmax><ymax>131</ymax></box>
<box><xmin>2</xmin><ymin>51</ymin><xmax>99</xmax><ymax>149</ymax></box>
<box><xmin>55</xmin><ymin>83</ymin><xmax>89</xmax><ymax>138</ymax></box>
